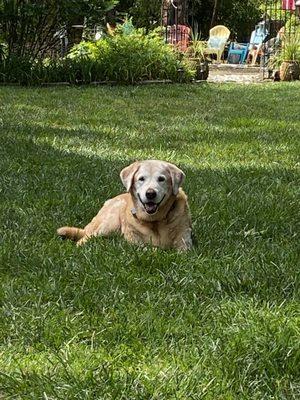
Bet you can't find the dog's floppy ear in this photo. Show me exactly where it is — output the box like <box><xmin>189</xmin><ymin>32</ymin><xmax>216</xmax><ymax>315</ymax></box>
<box><xmin>167</xmin><ymin>163</ymin><xmax>185</xmax><ymax>195</ymax></box>
<box><xmin>120</xmin><ymin>161</ymin><xmax>140</xmax><ymax>192</ymax></box>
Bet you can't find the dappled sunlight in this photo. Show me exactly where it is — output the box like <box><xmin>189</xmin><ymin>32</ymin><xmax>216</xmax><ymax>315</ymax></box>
<box><xmin>2</xmin><ymin>83</ymin><xmax>298</xmax><ymax>174</ymax></box>
<box><xmin>1</xmin><ymin>84</ymin><xmax>299</xmax><ymax>398</ymax></box>
<box><xmin>3</xmin><ymin>115</ymin><xmax>297</xmax><ymax>170</ymax></box>
<box><xmin>31</xmin><ymin>127</ymin><xmax>299</xmax><ymax>170</ymax></box>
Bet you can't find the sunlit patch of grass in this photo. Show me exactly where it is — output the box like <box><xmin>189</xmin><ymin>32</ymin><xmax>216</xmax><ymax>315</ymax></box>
<box><xmin>0</xmin><ymin>83</ymin><xmax>299</xmax><ymax>399</ymax></box>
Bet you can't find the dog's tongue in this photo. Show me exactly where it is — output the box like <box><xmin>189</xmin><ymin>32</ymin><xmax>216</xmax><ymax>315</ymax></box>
<box><xmin>144</xmin><ymin>202</ymin><xmax>158</xmax><ymax>214</ymax></box>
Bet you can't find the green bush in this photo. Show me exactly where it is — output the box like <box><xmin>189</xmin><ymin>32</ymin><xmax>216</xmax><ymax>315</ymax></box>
<box><xmin>0</xmin><ymin>29</ymin><xmax>194</xmax><ymax>85</ymax></box>
<box><xmin>0</xmin><ymin>56</ymin><xmax>33</xmax><ymax>84</ymax></box>
<box><xmin>99</xmin><ymin>30</ymin><xmax>193</xmax><ymax>83</ymax></box>
<box><xmin>67</xmin><ymin>41</ymin><xmax>102</xmax><ymax>61</ymax></box>
<box><xmin>67</xmin><ymin>29</ymin><xmax>194</xmax><ymax>84</ymax></box>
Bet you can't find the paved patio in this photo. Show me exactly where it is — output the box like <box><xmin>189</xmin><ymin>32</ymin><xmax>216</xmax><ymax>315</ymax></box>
<box><xmin>208</xmin><ymin>64</ymin><xmax>263</xmax><ymax>84</ymax></box>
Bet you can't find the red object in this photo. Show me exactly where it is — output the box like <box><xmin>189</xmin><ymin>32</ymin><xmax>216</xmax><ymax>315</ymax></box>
<box><xmin>282</xmin><ymin>0</ymin><xmax>296</xmax><ymax>10</ymax></box>
<box><xmin>167</xmin><ymin>24</ymin><xmax>190</xmax><ymax>52</ymax></box>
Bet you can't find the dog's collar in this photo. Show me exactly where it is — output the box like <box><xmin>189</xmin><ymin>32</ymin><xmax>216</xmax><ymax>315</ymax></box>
<box><xmin>131</xmin><ymin>207</ymin><xmax>138</xmax><ymax>218</ymax></box>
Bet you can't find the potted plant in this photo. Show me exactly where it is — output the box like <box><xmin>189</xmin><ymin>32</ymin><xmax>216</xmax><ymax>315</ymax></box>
<box><xmin>279</xmin><ymin>34</ymin><xmax>300</xmax><ymax>81</ymax></box>
<box><xmin>186</xmin><ymin>27</ymin><xmax>209</xmax><ymax>81</ymax></box>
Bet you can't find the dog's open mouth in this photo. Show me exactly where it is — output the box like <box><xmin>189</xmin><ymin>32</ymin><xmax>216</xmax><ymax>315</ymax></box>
<box><xmin>138</xmin><ymin>195</ymin><xmax>165</xmax><ymax>215</ymax></box>
<box><xmin>143</xmin><ymin>202</ymin><xmax>158</xmax><ymax>214</ymax></box>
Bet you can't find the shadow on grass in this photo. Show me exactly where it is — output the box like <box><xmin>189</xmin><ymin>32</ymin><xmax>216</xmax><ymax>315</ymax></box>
<box><xmin>1</xmin><ymin>85</ymin><xmax>300</xmax><ymax>399</ymax></box>
<box><xmin>1</xmin><ymin>130</ymin><xmax>299</xmax><ymax>399</ymax></box>
<box><xmin>22</xmin><ymin>119</ymin><xmax>299</xmax><ymax>155</ymax></box>
<box><xmin>1</xmin><ymin>133</ymin><xmax>299</xmax><ymax>304</ymax></box>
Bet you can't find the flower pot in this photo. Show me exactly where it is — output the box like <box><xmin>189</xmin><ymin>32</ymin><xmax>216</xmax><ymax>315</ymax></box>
<box><xmin>190</xmin><ymin>58</ymin><xmax>209</xmax><ymax>81</ymax></box>
<box><xmin>279</xmin><ymin>60</ymin><xmax>300</xmax><ymax>81</ymax></box>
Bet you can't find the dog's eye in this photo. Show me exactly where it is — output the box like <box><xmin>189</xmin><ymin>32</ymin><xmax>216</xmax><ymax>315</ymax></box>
<box><xmin>158</xmin><ymin>176</ymin><xmax>165</xmax><ymax>182</ymax></box>
<box><xmin>138</xmin><ymin>176</ymin><xmax>145</xmax><ymax>182</ymax></box>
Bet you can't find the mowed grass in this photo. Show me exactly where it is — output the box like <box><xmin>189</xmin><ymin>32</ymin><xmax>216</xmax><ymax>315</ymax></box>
<box><xmin>0</xmin><ymin>82</ymin><xmax>299</xmax><ymax>399</ymax></box>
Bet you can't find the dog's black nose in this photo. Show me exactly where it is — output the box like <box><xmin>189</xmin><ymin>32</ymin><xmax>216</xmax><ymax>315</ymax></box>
<box><xmin>146</xmin><ymin>189</ymin><xmax>157</xmax><ymax>200</ymax></box>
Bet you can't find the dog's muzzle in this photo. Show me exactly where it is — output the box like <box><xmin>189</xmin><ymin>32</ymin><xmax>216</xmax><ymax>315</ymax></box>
<box><xmin>138</xmin><ymin>194</ymin><xmax>165</xmax><ymax>215</ymax></box>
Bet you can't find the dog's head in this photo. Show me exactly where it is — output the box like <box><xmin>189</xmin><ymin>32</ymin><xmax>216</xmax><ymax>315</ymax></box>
<box><xmin>120</xmin><ymin>160</ymin><xmax>185</xmax><ymax>217</ymax></box>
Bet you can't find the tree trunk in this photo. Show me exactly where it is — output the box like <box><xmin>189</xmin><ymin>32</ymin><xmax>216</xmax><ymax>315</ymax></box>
<box><xmin>210</xmin><ymin>0</ymin><xmax>219</xmax><ymax>28</ymax></box>
<box><xmin>161</xmin><ymin>0</ymin><xmax>171</xmax><ymax>25</ymax></box>
<box><xmin>177</xmin><ymin>0</ymin><xmax>188</xmax><ymax>25</ymax></box>
<box><xmin>161</xmin><ymin>0</ymin><xmax>188</xmax><ymax>25</ymax></box>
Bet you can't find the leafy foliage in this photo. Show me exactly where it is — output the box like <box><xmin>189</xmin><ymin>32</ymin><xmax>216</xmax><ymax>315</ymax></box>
<box><xmin>115</xmin><ymin>0</ymin><xmax>161</xmax><ymax>31</ymax></box>
<box><xmin>187</xmin><ymin>0</ymin><xmax>264</xmax><ymax>41</ymax></box>
<box><xmin>281</xmin><ymin>34</ymin><xmax>300</xmax><ymax>61</ymax></box>
<box><xmin>92</xmin><ymin>29</ymin><xmax>192</xmax><ymax>83</ymax></box>
<box><xmin>117</xmin><ymin>0</ymin><xmax>264</xmax><ymax>41</ymax></box>
<box><xmin>67</xmin><ymin>41</ymin><xmax>102</xmax><ymax>61</ymax></box>
<box><xmin>0</xmin><ymin>0</ymin><xmax>117</xmax><ymax>59</ymax></box>
<box><xmin>0</xmin><ymin>28</ymin><xmax>194</xmax><ymax>84</ymax></box>
<box><xmin>187</xmin><ymin>25</ymin><xmax>207</xmax><ymax>60</ymax></box>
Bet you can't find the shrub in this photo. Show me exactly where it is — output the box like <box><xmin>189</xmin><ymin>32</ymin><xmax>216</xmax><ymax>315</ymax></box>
<box><xmin>0</xmin><ymin>55</ymin><xmax>33</xmax><ymax>84</ymax></box>
<box><xmin>67</xmin><ymin>29</ymin><xmax>194</xmax><ymax>84</ymax></box>
<box><xmin>0</xmin><ymin>29</ymin><xmax>194</xmax><ymax>85</ymax></box>
<box><xmin>281</xmin><ymin>34</ymin><xmax>300</xmax><ymax>62</ymax></box>
<box><xmin>100</xmin><ymin>30</ymin><xmax>193</xmax><ymax>83</ymax></box>
<box><xmin>68</xmin><ymin>41</ymin><xmax>101</xmax><ymax>61</ymax></box>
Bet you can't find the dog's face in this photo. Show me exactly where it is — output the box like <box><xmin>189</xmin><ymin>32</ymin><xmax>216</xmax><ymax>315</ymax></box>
<box><xmin>120</xmin><ymin>160</ymin><xmax>185</xmax><ymax>216</ymax></box>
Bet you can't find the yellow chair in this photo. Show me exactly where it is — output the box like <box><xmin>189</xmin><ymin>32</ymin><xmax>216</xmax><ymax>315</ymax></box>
<box><xmin>204</xmin><ymin>25</ymin><xmax>230</xmax><ymax>63</ymax></box>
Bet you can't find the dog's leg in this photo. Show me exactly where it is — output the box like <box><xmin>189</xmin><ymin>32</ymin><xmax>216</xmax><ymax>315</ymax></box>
<box><xmin>57</xmin><ymin>226</ymin><xmax>86</xmax><ymax>241</ymax></box>
<box><xmin>173</xmin><ymin>227</ymin><xmax>193</xmax><ymax>251</ymax></box>
<box><xmin>58</xmin><ymin>196</ymin><xmax>126</xmax><ymax>246</ymax></box>
<box><xmin>76</xmin><ymin>235</ymin><xmax>91</xmax><ymax>246</ymax></box>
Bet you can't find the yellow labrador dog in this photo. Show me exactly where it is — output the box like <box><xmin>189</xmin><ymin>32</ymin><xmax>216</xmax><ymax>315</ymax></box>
<box><xmin>57</xmin><ymin>160</ymin><xmax>192</xmax><ymax>250</ymax></box>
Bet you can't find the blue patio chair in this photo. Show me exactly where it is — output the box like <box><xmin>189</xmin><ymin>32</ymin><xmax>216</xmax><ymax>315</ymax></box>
<box><xmin>247</xmin><ymin>21</ymin><xmax>269</xmax><ymax>65</ymax></box>
<box><xmin>227</xmin><ymin>42</ymin><xmax>249</xmax><ymax>64</ymax></box>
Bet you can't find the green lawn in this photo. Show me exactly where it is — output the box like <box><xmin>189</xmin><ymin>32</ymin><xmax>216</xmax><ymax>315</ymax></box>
<box><xmin>0</xmin><ymin>83</ymin><xmax>299</xmax><ymax>399</ymax></box>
